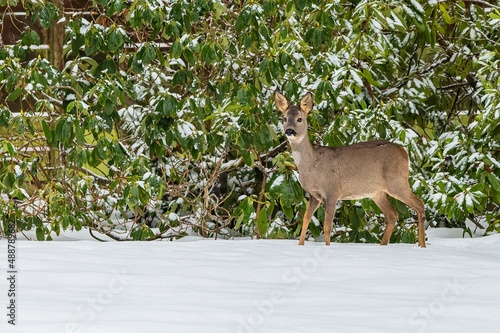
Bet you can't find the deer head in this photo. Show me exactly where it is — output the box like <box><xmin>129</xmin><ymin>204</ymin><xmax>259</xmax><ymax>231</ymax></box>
<box><xmin>274</xmin><ymin>90</ymin><xmax>313</xmax><ymax>143</ymax></box>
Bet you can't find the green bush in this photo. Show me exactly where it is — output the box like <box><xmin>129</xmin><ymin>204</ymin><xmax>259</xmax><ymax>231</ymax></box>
<box><xmin>0</xmin><ymin>0</ymin><xmax>499</xmax><ymax>241</ymax></box>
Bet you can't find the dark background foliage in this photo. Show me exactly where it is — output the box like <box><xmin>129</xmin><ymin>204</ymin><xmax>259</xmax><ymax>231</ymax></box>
<box><xmin>0</xmin><ymin>0</ymin><xmax>499</xmax><ymax>241</ymax></box>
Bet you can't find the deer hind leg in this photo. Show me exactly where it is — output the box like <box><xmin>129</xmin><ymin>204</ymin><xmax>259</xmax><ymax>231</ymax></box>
<box><xmin>388</xmin><ymin>187</ymin><xmax>427</xmax><ymax>248</ymax></box>
<box><xmin>299</xmin><ymin>196</ymin><xmax>321</xmax><ymax>246</ymax></box>
<box><xmin>373</xmin><ymin>192</ymin><xmax>398</xmax><ymax>246</ymax></box>
<box><xmin>323</xmin><ymin>211</ymin><xmax>333</xmax><ymax>246</ymax></box>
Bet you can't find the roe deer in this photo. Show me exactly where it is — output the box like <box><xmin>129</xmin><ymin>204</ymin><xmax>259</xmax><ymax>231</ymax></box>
<box><xmin>274</xmin><ymin>90</ymin><xmax>426</xmax><ymax>247</ymax></box>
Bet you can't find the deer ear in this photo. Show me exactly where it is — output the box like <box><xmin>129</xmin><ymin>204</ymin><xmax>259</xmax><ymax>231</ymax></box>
<box><xmin>274</xmin><ymin>90</ymin><xmax>289</xmax><ymax>114</ymax></box>
<box><xmin>300</xmin><ymin>92</ymin><xmax>313</xmax><ymax>114</ymax></box>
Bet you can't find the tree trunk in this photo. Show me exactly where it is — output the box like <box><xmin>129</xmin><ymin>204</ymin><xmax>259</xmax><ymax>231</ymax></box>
<box><xmin>48</xmin><ymin>0</ymin><xmax>65</xmax><ymax>178</ymax></box>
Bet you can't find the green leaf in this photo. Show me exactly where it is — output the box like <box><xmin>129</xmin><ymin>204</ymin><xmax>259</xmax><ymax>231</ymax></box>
<box><xmin>234</xmin><ymin>197</ymin><xmax>254</xmax><ymax>230</ymax></box>
<box><xmin>259</xmin><ymin>58</ymin><xmax>270</xmax><ymax>73</ymax></box>
<box><xmin>4</xmin><ymin>141</ymin><xmax>15</xmax><ymax>157</ymax></box>
<box><xmin>97</xmin><ymin>58</ymin><xmax>117</xmax><ymax>76</ymax></box>
<box><xmin>21</xmin><ymin>29</ymin><xmax>41</xmax><ymax>46</ymax></box>
<box><xmin>105</xmin><ymin>99</ymin><xmax>115</xmax><ymax>115</ymax></box>
<box><xmin>55</xmin><ymin>119</ymin><xmax>72</xmax><ymax>144</ymax></box>
<box><xmin>130</xmin><ymin>224</ymin><xmax>155</xmax><ymax>240</ymax></box>
<box><xmin>143</xmin><ymin>226</ymin><xmax>155</xmax><ymax>240</ymax></box>
<box><xmin>36</xmin><ymin>227</ymin><xmax>45</xmax><ymax>241</ymax></box>
<box><xmin>295</xmin><ymin>0</ymin><xmax>306</xmax><ymax>11</ymax></box>
<box><xmin>163</xmin><ymin>96</ymin><xmax>177</xmax><ymax>116</ymax></box>
<box><xmin>490</xmin><ymin>10</ymin><xmax>500</xmax><ymax>20</ymax></box>
<box><xmin>237</xmin><ymin>88</ymin><xmax>248</xmax><ymax>105</ymax></box>
<box><xmin>172</xmin><ymin>69</ymin><xmax>193</xmax><ymax>86</ymax></box>
<box><xmin>3</xmin><ymin>172</ymin><xmax>15</xmax><ymax>188</ymax></box>
<box><xmin>213</xmin><ymin>1</ymin><xmax>228</xmax><ymax>19</ymax></box>
<box><xmin>156</xmin><ymin>96</ymin><xmax>177</xmax><ymax>117</ymax></box>
<box><xmin>439</xmin><ymin>4</ymin><xmax>452</xmax><ymax>24</ymax></box>
<box><xmin>240</xmin><ymin>149</ymin><xmax>253</xmax><ymax>166</ymax></box>
<box><xmin>74</xmin><ymin>149</ymin><xmax>88</xmax><ymax>167</ymax></box>
<box><xmin>183</xmin><ymin>48</ymin><xmax>195</xmax><ymax>66</ymax></box>
<box><xmin>74</xmin><ymin>124</ymin><xmax>84</xmax><ymax>146</ymax></box>
<box><xmin>138</xmin><ymin>186</ymin><xmax>149</xmax><ymax>205</ymax></box>
<box><xmin>131</xmin><ymin>54</ymin><xmax>143</xmax><ymax>72</ymax></box>
<box><xmin>201</xmin><ymin>44</ymin><xmax>217</xmax><ymax>66</ymax></box>
<box><xmin>107</xmin><ymin>27</ymin><xmax>125</xmax><ymax>52</ymax></box>
<box><xmin>38</xmin><ymin>3</ymin><xmax>59</xmax><ymax>30</ymax></box>
<box><xmin>61</xmin><ymin>215</ymin><xmax>70</xmax><ymax>230</ymax></box>
<box><xmin>401</xmin><ymin>229</ymin><xmax>416</xmax><ymax>244</ymax></box>
<box><xmin>110</xmin><ymin>179</ymin><xmax>120</xmax><ymax>191</ymax></box>
<box><xmin>281</xmin><ymin>198</ymin><xmax>294</xmax><ymax>220</ymax></box>
<box><xmin>349</xmin><ymin>209</ymin><xmax>362</xmax><ymax>230</ymax></box>
<box><xmin>362</xmin><ymin>69</ymin><xmax>380</xmax><ymax>87</ymax></box>
<box><xmin>42</xmin><ymin>120</ymin><xmax>53</xmax><ymax>144</ymax></box>
<box><xmin>7</xmin><ymin>88</ymin><xmax>22</xmax><ymax>101</ymax></box>
<box><xmin>486</xmin><ymin>173</ymin><xmax>500</xmax><ymax>204</ymax></box>
<box><xmin>311</xmin><ymin>29</ymin><xmax>323</xmax><ymax>49</ymax></box>
<box><xmin>235</xmin><ymin>10</ymin><xmax>249</xmax><ymax>33</ymax></box>
<box><xmin>142</xmin><ymin>43</ymin><xmax>156</xmax><ymax>64</ymax></box>
<box><xmin>95</xmin><ymin>140</ymin><xmax>108</xmax><ymax>160</ymax></box>
<box><xmin>257</xmin><ymin>207</ymin><xmax>269</xmax><ymax>237</ymax></box>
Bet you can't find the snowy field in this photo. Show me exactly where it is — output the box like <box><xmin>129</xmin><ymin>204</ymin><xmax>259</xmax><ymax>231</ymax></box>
<box><xmin>1</xmin><ymin>229</ymin><xmax>500</xmax><ymax>333</ymax></box>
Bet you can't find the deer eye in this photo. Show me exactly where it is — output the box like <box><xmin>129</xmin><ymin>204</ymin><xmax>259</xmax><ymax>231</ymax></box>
<box><xmin>297</xmin><ymin>118</ymin><xmax>302</xmax><ymax>123</ymax></box>
<box><xmin>283</xmin><ymin>118</ymin><xmax>287</xmax><ymax>122</ymax></box>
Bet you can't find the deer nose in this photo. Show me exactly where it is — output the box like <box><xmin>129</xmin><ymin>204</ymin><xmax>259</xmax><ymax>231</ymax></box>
<box><xmin>285</xmin><ymin>129</ymin><xmax>296</xmax><ymax>137</ymax></box>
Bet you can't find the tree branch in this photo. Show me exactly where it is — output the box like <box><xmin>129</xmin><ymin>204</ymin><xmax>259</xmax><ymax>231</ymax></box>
<box><xmin>461</xmin><ymin>0</ymin><xmax>500</xmax><ymax>9</ymax></box>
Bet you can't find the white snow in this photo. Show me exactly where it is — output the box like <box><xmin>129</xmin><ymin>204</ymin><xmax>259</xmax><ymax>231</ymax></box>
<box><xmin>168</xmin><ymin>212</ymin><xmax>179</xmax><ymax>221</ymax></box>
<box><xmin>409</xmin><ymin>0</ymin><xmax>425</xmax><ymax>14</ymax></box>
<box><xmin>14</xmin><ymin>165</ymin><xmax>22</xmax><ymax>178</ymax></box>
<box><xmin>1</xmin><ymin>231</ymin><xmax>500</xmax><ymax>332</ymax></box>
<box><xmin>177</xmin><ymin>121</ymin><xmax>195</xmax><ymax>139</ymax></box>
<box><xmin>79</xmin><ymin>19</ymin><xmax>91</xmax><ymax>34</ymax></box>
<box><xmin>269</xmin><ymin>175</ymin><xmax>285</xmax><ymax>190</ymax></box>
<box><xmin>350</xmin><ymin>69</ymin><xmax>364</xmax><ymax>87</ymax></box>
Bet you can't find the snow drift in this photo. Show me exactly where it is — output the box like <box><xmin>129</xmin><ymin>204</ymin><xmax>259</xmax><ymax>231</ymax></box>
<box><xmin>1</xmin><ymin>230</ymin><xmax>500</xmax><ymax>333</ymax></box>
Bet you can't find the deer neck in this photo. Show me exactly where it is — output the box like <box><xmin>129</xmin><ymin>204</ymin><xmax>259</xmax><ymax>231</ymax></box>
<box><xmin>289</xmin><ymin>135</ymin><xmax>314</xmax><ymax>169</ymax></box>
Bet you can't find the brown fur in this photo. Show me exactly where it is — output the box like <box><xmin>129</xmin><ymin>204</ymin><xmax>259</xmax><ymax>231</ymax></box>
<box><xmin>274</xmin><ymin>90</ymin><xmax>426</xmax><ymax>247</ymax></box>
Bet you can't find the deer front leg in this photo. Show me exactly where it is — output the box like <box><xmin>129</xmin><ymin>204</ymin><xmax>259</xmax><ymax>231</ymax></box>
<box><xmin>299</xmin><ymin>196</ymin><xmax>320</xmax><ymax>245</ymax></box>
<box><xmin>323</xmin><ymin>198</ymin><xmax>338</xmax><ymax>246</ymax></box>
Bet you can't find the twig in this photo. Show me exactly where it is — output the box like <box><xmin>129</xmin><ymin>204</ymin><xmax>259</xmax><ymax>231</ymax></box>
<box><xmin>253</xmin><ymin>154</ymin><xmax>270</xmax><ymax>239</ymax></box>
<box><xmin>438</xmin><ymin>82</ymin><xmax>469</xmax><ymax>90</ymax></box>
<box><xmin>219</xmin><ymin>141</ymin><xmax>289</xmax><ymax>174</ymax></box>
<box><xmin>89</xmin><ymin>228</ymin><xmax>107</xmax><ymax>242</ymax></box>
<box><xmin>253</xmin><ymin>172</ymin><xmax>267</xmax><ymax>239</ymax></box>
<box><xmin>434</xmin><ymin>0</ymin><xmax>500</xmax><ymax>9</ymax></box>
<box><xmin>38</xmin><ymin>91</ymin><xmax>64</xmax><ymax>108</ymax></box>
<box><xmin>76</xmin><ymin>166</ymin><xmax>110</xmax><ymax>183</ymax></box>
<box><xmin>396</xmin><ymin>56</ymin><xmax>450</xmax><ymax>89</ymax></box>
<box><xmin>436</xmin><ymin>31</ymin><xmax>478</xmax><ymax>90</ymax></box>
<box><xmin>468</xmin><ymin>217</ymin><xmax>485</xmax><ymax>231</ymax></box>
<box><xmin>54</xmin><ymin>85</ymin><xmax>83</xmax><ymax>100</ymax></box>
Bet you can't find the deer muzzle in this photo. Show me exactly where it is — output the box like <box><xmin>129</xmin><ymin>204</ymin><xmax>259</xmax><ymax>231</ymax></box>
<box><xmin>285</xmin><ymin>129</ymin><xmax>297</xmax><ymax>137</ymax></box>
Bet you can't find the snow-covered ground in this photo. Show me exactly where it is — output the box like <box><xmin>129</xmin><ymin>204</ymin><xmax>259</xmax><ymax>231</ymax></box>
<box><xmin>1</xmin><ymin>229</ymin><xmax>500</xmax><ymax>333</ymax></box>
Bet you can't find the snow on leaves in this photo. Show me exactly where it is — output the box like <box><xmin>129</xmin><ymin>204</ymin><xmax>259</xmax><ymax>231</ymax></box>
<box><xmin>0</xmin><ymin>0</ymin><xmax>499</xmax><ymax>240</ymax></box>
